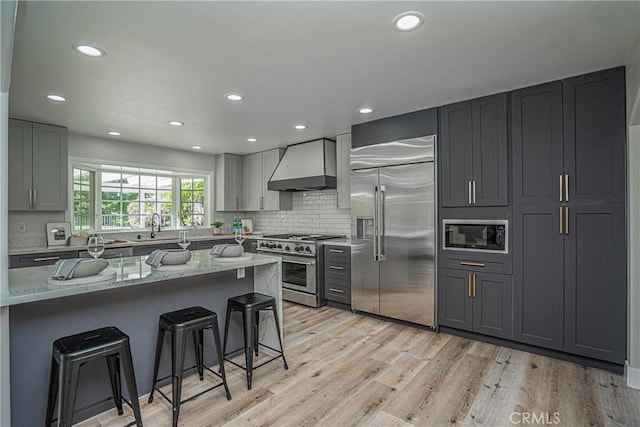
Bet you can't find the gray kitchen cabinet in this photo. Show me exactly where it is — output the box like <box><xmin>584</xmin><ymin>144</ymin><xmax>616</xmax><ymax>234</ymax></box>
<box><xmin>324</xmin><ymin>245</ymin><xmax>351</xmax><ymax>305</ymax></box>
<box><xmin>215</xmin><ymin>153</ymin><xmax>243</xmax><ymax>211</ymax></box>
<box><xmin>438</xmin><ymin>267</ymin><xmax>512</xmax><ymax>339</ymax></box>
<box><xmin>9</xmin><ymin>119</ymin><xmax>68</xmax><ymax>211</ymax></box>
<box><xmin>133</xmin><ymin>242</ymin><xmax>181</xmax><ymax>256</ymax></box>
<box><xmin>562</xmin><ymin>67</ymin><xmax>626</xmax><ymax>205</ymax></box>
<box><xmin>511</xmin><ymin>81</ymin><xmax>564</xmax><ymax>206</ymax></box>
<box><xmin>439</xmin><ymin>93</ymin><xmax>508</xmax><ymax>207</ymax></box>
<box><xmin>512</xmin><ymin>206</ymin><xmax>564</xmax><ymax>350</ymax></box>
<box><xmin>194</xmin><ymin>238</ymin><xmax>236</xmax><ymax>250</ymax></box>
<box><xmin>335</xmin><ymin>133</ymin><xmax>351</xmax><ymax>209</ymax></box>
<box><xmin>10</xmin><ymin>250</ymin><xmax>79</xmax><ymax>269</ymax></box>
<box><xmin>563</xmin><ymin>203</ymin><xmax>626</xmax><ymax>363</ymax></box>
<box><xmin>242</xmin><ymin>149</ymin><xmax>291</xmax><ymax>211</ymax></box>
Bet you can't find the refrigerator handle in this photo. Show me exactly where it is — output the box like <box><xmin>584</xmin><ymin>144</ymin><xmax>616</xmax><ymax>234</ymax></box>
<box><xmin>379</xmin><ymin>185</ymin><xmax>386</xmax><ymax>261</ymax></box>
<box><xmin>373</xmin><ymin>186</ymin><xmax>379</xmax><ymax>262</ymax></box>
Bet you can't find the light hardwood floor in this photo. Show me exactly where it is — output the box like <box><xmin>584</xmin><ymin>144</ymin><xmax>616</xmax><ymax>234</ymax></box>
<box><xmin>78</xmin><ymin>302</ymin><xmax>640</xmax><ymax>427</ymax></box>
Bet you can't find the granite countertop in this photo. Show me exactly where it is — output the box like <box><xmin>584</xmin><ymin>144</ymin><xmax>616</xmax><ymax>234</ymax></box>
<box><xmin>9</xmin><ymin>234</ymin><xmax>262</xmax><ymax>256</ymax></box>
<box><xmin>2</xmin><ymin>250</ymin><xmax>280</xmax><ymax>307</ymax></box>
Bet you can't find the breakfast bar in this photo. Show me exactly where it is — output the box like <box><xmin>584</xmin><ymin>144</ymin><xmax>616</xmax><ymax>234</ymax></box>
<box><xmin>1</xmin><ymin>250</ymin><xmax>282</xmax><ymax>426</ymax></box>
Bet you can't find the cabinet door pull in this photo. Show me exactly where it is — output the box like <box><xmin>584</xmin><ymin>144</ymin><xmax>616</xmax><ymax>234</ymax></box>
<box><xmin>329</xmin><ymin>265</ymin><xmax>344</xmax><ymax>271</ymax></box>
<box><xmin>559</xmin><ymin>175</ymin><xmax>563</xmax><ymax>202</ymax></box>
<box><xmin>336</xmin><ymin>191</ymin><xmax>339</xmax><ymax>208</ymax></box>
<box><xmin>472</xmin><ymin>181</ymin><xmax>476</xmax><ymax>204</ymax></box>
<box><xmin>472</xmin><ymin>274</ymin><xmax>476</xmax><ymax>298</ymax></box>
<box><xmin>559</xmin><ymin>207</ymin><xmax>563</xmax><ymax>234</ymax></box>
<box><xmin>468</xmin><ymin>273</ymin><xmax>472</xmax><ymax>297</ymax></box>
<box><xmin>459</xmin><ymin>261</ymin><xmax>485</xmax><ymax>267</ymax></box>
<box><xmin>259</xmin><ymin>196</ymin><xmax>264</xmax><ymax>210</ymax></box>
<box><xmin>329</xmin><ymin>249</ymin><xmax>344</xmax><ymax>254</ymax></box>
<box><xmin>565</xmin><ymin>206</ymin><xmax>569</xmax><ymax>235</ymax></box>
<box><xmin>28</xmin><ymin>189</ymin><xmax>33</xmax><ymax>209</ymax></box>
<box><xmin>33</xmin><ymin>190</ymin><xmax>37</xmax><ymax>209</ymax></box>
<box><xmin>329</xmin><ymin>288</ymin><xmax>345</xmax><ymax>294</ymax></box>
<box><xmin>468</xmin><ymin>181</ymin><xmax>472</xmax><ymax>205</ymax></box>
<box><xmin>33</xmin><ymin>256</ymin><xmax>60</xmax><ymax>262</ymax></box>
<box><xmin>565</xmin><ymin>174</ymin><xmax>569</xmax><ymax>202</ymax></box>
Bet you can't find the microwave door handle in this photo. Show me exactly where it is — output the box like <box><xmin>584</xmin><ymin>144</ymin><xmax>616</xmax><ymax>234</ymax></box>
<box><xmin>379</xmin><ymin>185</ymin><xmax>386</xmax><ymax>261</ymax></box>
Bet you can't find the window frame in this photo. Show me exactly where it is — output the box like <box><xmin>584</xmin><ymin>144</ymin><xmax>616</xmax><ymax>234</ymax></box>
<box><xmin>69</xmin><ymin>159</ymin><xmax>212</xmax><ymax>233</ymax></box>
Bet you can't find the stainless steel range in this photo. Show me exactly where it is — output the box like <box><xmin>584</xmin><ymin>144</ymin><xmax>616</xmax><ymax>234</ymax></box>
<box><xmin>256</xmin><ymin>234</ymin><xmax>343</xmax><ymax>307</ymax></box>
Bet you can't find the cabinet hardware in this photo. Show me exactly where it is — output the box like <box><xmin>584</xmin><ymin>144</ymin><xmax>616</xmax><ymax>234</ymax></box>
<box><xmin>329</xmin><ymin>249</ymin><xmax>344</xmax><ymax>254</ymax></box>
<box><xmin>33</xmin><ymin>190</ymin><xmax>37</xmax><ymax>209</ymax></box>
<box><xmin>472</xmin><ymin>274</ymin><xmax>476</xmax><ymax>298</ymax></box>
<box><xmin>459</xmin><ymin>261</ymin><xmax>485</xmax><ymax>267</ymax></box>
<box><xmin>329</xmin><ymin>288</ymin><xmax>345</xmax><ymax>294</ymax></box>
<box><xmin>468</xmin><ymin>181</ymin><xmax>472</xmax><ymax>205</ymax></box>
<box><xmin>259</xmin><ymin>196</ymin><xmax>264</xmax><ymax>210</ymax></box>
<box><xmin>559</xmin><ymin>206</ymin><xmax>563</xmax><ymax>234</ymax></box>
<box><xmin>336</xmin><ymin>191</ymin><xmax>339</xmax><ymax>208</ymax></box>
<box><xmin>28</xmin><ymin>189</ymin><xmax>33</xmax><ymax>209</ymax></box>
<box><xmin>468</xmin><ymin>273</ymin><xmax>472</xmax><ymax>297</ymax></box>
<box><xmin>33</xmin><ymin>256</ymin><xmax>60</xmax><ymax>262</ymax></box>
<box><xmin>236</xmin><ymin>197</ymin><xmax>239</xmax><ymax>211</ymax></box>
<box><xmin>559</xmin><ymin>175</ymin><xmax>563</xmax><ymax>202</ymax></box>
<box><xmin>472</xmin><ymin>181</ymin><xmax>476</xmax><ymax>204</ymax></box>
<box><xmin>565</xmin><ymin>174</ymin><xmax>569</xmax><ymax>202</ymax></box>
<box><xmin>329</xmin><ymin>266</ymin><xmax>344</xmax><ymax>270</ymax></box>
<box><xmin>565</xmin><ymin>206</ymin><xmax>569</xmax><ymax>235</ymax></box>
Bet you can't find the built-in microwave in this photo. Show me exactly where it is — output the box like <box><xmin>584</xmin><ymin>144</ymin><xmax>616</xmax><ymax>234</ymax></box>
<box><xmin>442</xmin><ymin>219</ymin><xmax>508</xmax><ymax>254</ymax></box>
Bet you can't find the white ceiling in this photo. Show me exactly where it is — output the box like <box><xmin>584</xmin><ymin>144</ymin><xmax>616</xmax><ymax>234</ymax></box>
<box><xmin>9</xmin><ymin>1</ymin><xmax>640</xmax><ymax>155</ymax></box>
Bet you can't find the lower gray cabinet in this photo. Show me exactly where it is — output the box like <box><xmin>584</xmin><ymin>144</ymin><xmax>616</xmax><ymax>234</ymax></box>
<box><xmin>133</xmin><ymin>242</ymin><xmax>181</xmax><ymax>256</ymax></box>
<box><xmin>324</xmin><ymin>245</ymin><xmax>351</xmax><ymax>305</ymax></box>
<box><xmin>10</xmin><ymin>250</ymin><xmax>79</xmax><ymax>268</ymax></box>
<box><xmin>438</xmin><ymin>268</ymin><xmax>512</xmax><ymax>339</ymax></box>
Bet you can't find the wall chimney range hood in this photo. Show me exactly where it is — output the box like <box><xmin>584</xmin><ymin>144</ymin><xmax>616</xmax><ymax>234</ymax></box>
<box><xmin>268</xmin><ymin>138</ymin><xmax>337</xmax><ymax>191</ymax></box>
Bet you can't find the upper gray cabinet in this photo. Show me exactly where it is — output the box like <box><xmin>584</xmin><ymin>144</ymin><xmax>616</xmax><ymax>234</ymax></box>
<box><xmin>440</xmin><ymin>93</ymin><xmax>508</xmax><ymax>207</ymax></box>
<box><xmin>336</xmin><ymin>133</ymin><xmax>351</xmax><ymax>209</ymax></box>
<box><xmin>215</xmin><ymin>153</ymin><xmax>243</xmax><ymax>211</ymax></box>
<box><xmin>9</xmin><ymin>119</ymin><xmax>68</xmax><ymax>211</ymax></box>
<box><xmin>242</xmin><ymin>148</ymin><xmax>292</xmax><ymax>211</ymax></box>
<box><xmin>563</xmin><ymin>67</ymin><xmax>625</xmax><ymax>205</ymax></box>
<box><xmin>511</xmin><ymin>81</ymin><xmax>564</xmax><ymax>206</ymax></box>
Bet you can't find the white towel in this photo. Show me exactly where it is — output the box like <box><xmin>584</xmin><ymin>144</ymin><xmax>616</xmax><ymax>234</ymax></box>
<box><xmin>52</xmin><ymin>258</ymin><xmax>85</xmax><ymax>280</ymax></box>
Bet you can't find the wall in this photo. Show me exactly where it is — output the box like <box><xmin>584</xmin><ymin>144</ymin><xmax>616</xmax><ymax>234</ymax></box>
<box><xmin>626</xmin><ymin>31</ymin><xmax>640</xmax><ymax>389</ymax></box>
<box><xmin>7</xmin><ymin>133</ymin><xmax>217</xmax><ymax>249</ymax></box>
<box><xmin>217</xmin><ymin>190</ymin><xmax>351</xmax><ymax>237</ymax></box>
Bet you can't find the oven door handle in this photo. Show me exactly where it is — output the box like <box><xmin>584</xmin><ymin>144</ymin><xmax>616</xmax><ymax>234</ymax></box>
<box><xmin>283</xmin><ymin>259</ymin><xmax>315</xmax><ymax>266</ymax></box>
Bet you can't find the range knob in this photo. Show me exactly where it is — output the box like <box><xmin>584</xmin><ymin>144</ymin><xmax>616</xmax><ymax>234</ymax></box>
<box><xmin>277</xmin><ymin>244</ymin><xmax>282</xmax><ymax>249</ymax></box>
<box><xmin>268</xmin><ymin>243</ymin><xmax>275</xmax><ymax>249</ymax></box>
<box><xmin>305</xmin><ymin>246</ymin><xmax>311</xmax><ymax>252</ymax></box>
<box><xmin>284</xmin><ymin>246</ymin><xmax>290</xmax><ymax>251</ymax></box>
<box><xmin>295</xmin><ymin>245</ymin><xmax>303</xmax><ymax>252</ymax></box>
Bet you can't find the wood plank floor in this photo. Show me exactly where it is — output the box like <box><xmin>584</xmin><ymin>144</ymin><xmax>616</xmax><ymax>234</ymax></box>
<box><xmin>78</xmin><ymin>302</ymin><xmax>640</xmax><ymax>427</ymax></box>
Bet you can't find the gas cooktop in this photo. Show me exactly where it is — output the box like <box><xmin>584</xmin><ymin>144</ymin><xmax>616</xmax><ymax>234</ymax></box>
<box><xmin>263</xmin><ymin>234</ymin><xmax>344</xmax><ymax>241</ymax></box>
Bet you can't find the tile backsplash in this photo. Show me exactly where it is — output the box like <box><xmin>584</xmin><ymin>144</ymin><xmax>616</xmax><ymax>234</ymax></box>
<box><xmin>217</xmin><ymin>190</ymin><xmax>351</xmax><ymax>236</ymax></box>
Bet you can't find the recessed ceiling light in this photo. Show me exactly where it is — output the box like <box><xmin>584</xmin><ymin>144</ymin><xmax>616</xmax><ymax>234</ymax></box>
<box><xmin>192</xmin><ymin>146</ymin><xmax>202</xmax><ymax>150</ymax></box>
<box><xmin>294</xmin><ymin>124</ymin><xmax>307</xmax><ymax>130</ymax></box>
<box><xmin>47</xmin><ymin>94</ymin><xmax>67</xmax><ymax>102</ymax></box>
<box><xmin>72</xmin><ymin>43</ymin><xmax>106</xmax><ymax>58</ymax></box>
<box><xmin>168</xmin><ymin>121</ymin><xmax>184</xmax><ymax>126</ymax></box>
<box><xmin>225</xmin><ymin>94</ymin><xmax>244</xmax><ymax>101</ymax></box>
<box><xmin>392</xmin><ymin>11</ymin><xmax>425</xmax><ymax>32</ymax></box>
<box><xmin>247</xmin><ymin>138</ymin><xmax>258</xmax><ymax>142</ymax></box>
<box><xmin>108</xmin><ymin>131</ymin><xmax>121</xmax><ymax>136</ymax></box>
<box><xmin>358</xmin><ymin>107</ymin><xmax>374</xmax><ymax>114</ymax></box>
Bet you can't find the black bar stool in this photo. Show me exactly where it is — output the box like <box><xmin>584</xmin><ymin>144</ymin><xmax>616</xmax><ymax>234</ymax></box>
<box><xmin>45</xmin><ymin>326</ymin><xmax>143</xmax><ymax>427</ymax></box>
<box><xmin>148</xmin><ymin>306</ymin><xmax>231</xmax><ymax>427</ymax></box>
<box><xmin>223</xmin><ymin>292</ymin><xmax>288</xmax><ymax>390</ymax></box>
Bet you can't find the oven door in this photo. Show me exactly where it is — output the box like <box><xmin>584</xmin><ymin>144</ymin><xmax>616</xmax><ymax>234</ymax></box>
<box><xmin>280</xmin><ymin>254</ymin><xmax>316</xmax><ymax>294</ymax></box>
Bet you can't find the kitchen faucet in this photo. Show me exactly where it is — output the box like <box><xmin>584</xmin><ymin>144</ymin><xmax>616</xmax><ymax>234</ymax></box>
<box><xmin>151</xmin><ymin>213</ymin><xmax>161</xmax><ymax>238</ymax></box>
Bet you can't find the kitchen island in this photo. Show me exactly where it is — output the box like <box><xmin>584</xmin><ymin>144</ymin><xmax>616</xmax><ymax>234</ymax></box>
<box><xmin>1</xmin><ymin>250</ymin><xmax>282</xmax><ymax>426</ymax></box>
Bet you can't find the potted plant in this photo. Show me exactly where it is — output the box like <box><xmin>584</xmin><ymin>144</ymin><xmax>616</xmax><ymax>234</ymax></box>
<box><xmin>211</xmin><ymin>221</ymin><xmax>224</xmax><ymax>235</ymax></box>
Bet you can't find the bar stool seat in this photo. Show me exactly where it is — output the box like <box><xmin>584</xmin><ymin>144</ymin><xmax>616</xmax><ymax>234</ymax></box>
<box><xmin>45</xmin><ymin>326</ymin><xmax>143</xmax><ymax>427</ymax></box>
<box><xmin>148</xmin><ymin>306</ymin><xmax>231</xmax><ymax>427</ymax></box>
<box><xmin>223</xmin><ymin>292</ymin><xmax>288</xmax><ymax>390</ymax></box>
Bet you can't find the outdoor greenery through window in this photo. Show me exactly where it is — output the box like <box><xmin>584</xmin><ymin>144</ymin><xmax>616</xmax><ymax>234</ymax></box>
<box><xmin>72</xmin><ymin>164</ymin><xmax>208</xmax><ymax>232</ymax></box>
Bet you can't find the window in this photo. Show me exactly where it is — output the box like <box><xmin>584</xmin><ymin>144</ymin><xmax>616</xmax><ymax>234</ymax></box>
<box><xmin>71</xmin><ymin>163</ymin><xmax>209</xmax><ymax>232</ymax></box>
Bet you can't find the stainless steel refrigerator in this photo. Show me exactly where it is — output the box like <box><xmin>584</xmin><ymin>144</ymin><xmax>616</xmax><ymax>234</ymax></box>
<box><xmin>350</xmin><ymin>135</ymin><xmax>435</xmax><ymax>327</ymax></box>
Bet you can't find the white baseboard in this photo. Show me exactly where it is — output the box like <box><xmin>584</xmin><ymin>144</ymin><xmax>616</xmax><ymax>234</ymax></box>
<box><xmin>626</xmin><ymin>361</ymin><xmax>640</xmax><ymax>389</ymax></box>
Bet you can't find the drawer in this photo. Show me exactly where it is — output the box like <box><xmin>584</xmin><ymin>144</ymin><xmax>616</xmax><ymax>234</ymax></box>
<box><xmin>325</xmin><ymin>281</ymin><xmax>351</xmax><ymax>304</ymax></box>
<box><xmin>324</xmin><ymin>245</ymin><xmax>350</xmax><ymax>264</ymax></box>
<box><xmin>324</xmin><ymin>260</ymin><xmax>350</xmax><ymax>281</ymax></box>
<box><xmin>439</xmin><ymin>253</ymin><xmax>512</xmax><ymax>275</ymax></box>
<box><xmin>10</xmin><ymin>251</ymin><xmax>79</xmax><ymax>269</ymax></box>
<box><xmin>133</xmin><ymin>242</ymin><xmax>181</xmax><ymax>256</ymax></box>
